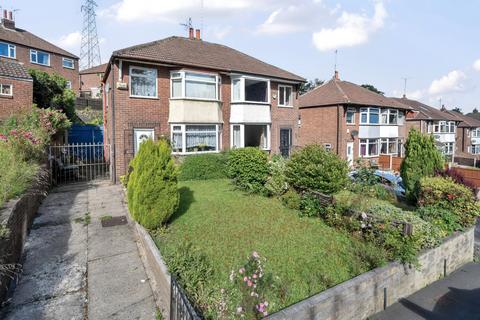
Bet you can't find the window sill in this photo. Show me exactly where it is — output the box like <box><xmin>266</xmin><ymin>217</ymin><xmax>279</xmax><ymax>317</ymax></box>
<box><xmin>0</xmin><ymin>94</ymin><xmax>13</xmax><ymax>99</ymax></box>
<box><xmin>63</xmin><ymin>66</ymin><xmax>75</xmax><ymax>70</ymax></box>
<box><xmin>346</xmin><ymin>123</ymin><xmax>356</xmax><ymax>126</ymax></box>
<box><xmin>359</xmin><ymin>123</ymin><xmax>400</xmax><ymax>126</ymax></box>
<box><xmin>0</xmin><ymin>56</ymin><xmax>16</xmax><ymax>60</ymax></box>
<box><xmin>170</xmin><ymin>97</ymin><xmax>221</xmax><ymax>103</ymax></box>
<box><xmin>173</xmin><ymin>150</ymin><xmax>220</xmax><ymax>155</ymax></box>
<box><xmin>231</xmin><ymin>101</ymin><xmax>270</xmax><ymax>106</ymax></box>
<box><xmin>30</xmin><ymin>61</ymin><xmax>51</xmax><ymax>67</ymax></box>
<box><xmin>129</xmin><ymin>95</ymin><xmax>159</xmax><ymax>100</ymax></box>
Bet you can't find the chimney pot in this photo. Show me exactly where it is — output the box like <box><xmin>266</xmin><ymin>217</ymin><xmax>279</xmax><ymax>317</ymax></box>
<box><xmin>8</xmin><ymin>11</ymin><xmax>12</xmax><ymax>21</ymax></box>
<box><xmin>195</xmin><ymin>29</ymin><xmax>201</xmax><ymax>40</ymax></box>
<box><xmin>334</xmin><ymin>70</ymin><xmax>339</xmax><ymax>80</ymax></box>
<box><xmin>189</xmin><ymin>27</ymin><xmax>194</xmax><ymax>39</ymax></box>
<box><xmin>3</xmin><ymin>10</ymin><xmax>7</xmax><ymax>19</ymax></box>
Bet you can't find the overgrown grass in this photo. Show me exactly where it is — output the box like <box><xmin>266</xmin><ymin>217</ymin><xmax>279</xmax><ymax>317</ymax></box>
<box><xmin>154</xmin><ymin>179</ymin><xmax>388</xmax><ymax>316</ymax></box>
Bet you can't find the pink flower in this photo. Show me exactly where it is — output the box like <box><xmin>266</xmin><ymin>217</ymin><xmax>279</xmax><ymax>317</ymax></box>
<box><xmin>239</xmin><ymin>268</ymin><xmax>245</xmax><ymax>274</ymax></box>
<box><xmin>247</xmin><ymin>280</ymin><xmax>253</xmax><ymax>287</ymax></box>
<box><xmin>252</xmin><ymin>274</ymin><xmax>257</xmax><ymax>279</ymax></box>
<box><xmin>263</xmin><ymin>311</ymin><xmax>268</xmax><ymax>316</ymax></box>
<box><xmin>243</xmin><ymin>276</ymin><xmax>248</xmax><ymax>282</ymax></box>
<box><xmin>252</xmin><ymin>251</ymin><xmax>260</xmax><ymax>259</ymax></box>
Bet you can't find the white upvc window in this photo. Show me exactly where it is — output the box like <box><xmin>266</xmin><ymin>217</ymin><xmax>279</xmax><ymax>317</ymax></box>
<box><xmin>433</xmin><ymin>121</ymin><xmax>455</xmax><ymax>133</ymax></box>
<box><xmin>171</xmin><ymin>124</ymin><xmax>220</xmax><ymax>154</ymax></box>
<box><xmin>471</xmin><ymin>145</ymin><xmax>480</xmax><ymax>154</ymax></box>
<box><xmin>62</xmin><ymin>57</ymin><xmax>74</xmax><ymax>69</ymax></box>
<box><xmin>278</xmin><ymin>85</ymin><xmax>293</xmax><ymax>107</ymax></box>
<box><xmin>380</xmin><ymin>109</ymin><xmax>398</xmax><ymax>125</ymax></box>
<box><xmin>230</xmin><ymin>124</ymin><xmax>270</xmax><ymax>150</ymax></box>
<box><xmin>129</xmin><ymin>66</ymin><xmax>157</xmax><ymax>98</ymax></box>
<box><xmin>30</xmin><ymin>49</ymin><xmax>50</xmax><ymax>66</ymax></box>
<box><xmin>231</xmin><ymin>76</ymin><xmax>270</xmax><ymax>104</ymax></box>
<box><xmin>444</xmin><ymin>142</ymin><xmax>454</xmax><ymax>155</ymax></box>
<box><xmin>346</xmin><ymin>107</ymin><xmax>355</xmax><ymax>124</ymax></box>
<box><xmin>66</xmin><ymin>81</ymin><xmax>72</xmax><ymax>89</ymax></box>
<box><xmin>0</xmin><ymin>84</ymin><xmax>12</xmax><ymax>96</ymax></box>
<box><xmin>360</xmin><ymin>107</ymin><xmax>380</xmax><ymax>124</ymax></box>
<box><xmin>472</xmin><ymin>128</ymin><xmax>480</xmax><ymax>138</ymax></box>
<box><xmin>360</xmin><ymin>138</ymin><xmax>379</xmax><ymax>157</ymax></box>
<box><xmin>170</xmin><ymin>71</ymin><xmax>220</xmax><ymax>100</ymax></box>
<box><xmin>0</xmin><ymin>42</ymin><xmax>15</xmax><ymax>58</ymax></box>
<box><xmin>380</xmin><ymin>138</ymin><xmax>398</xmax><ymax>155</ymax></box>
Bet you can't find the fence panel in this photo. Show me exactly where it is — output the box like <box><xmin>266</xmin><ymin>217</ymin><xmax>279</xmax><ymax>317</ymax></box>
<box><xmin>378</xmin><ymin>155</ymin><xmax>403</xmax><ymax>171</ymax></box>
<box><xmin>170</xmin><ymin>276</ymin><xmax>202</xmax><ymax>320</ymax></box>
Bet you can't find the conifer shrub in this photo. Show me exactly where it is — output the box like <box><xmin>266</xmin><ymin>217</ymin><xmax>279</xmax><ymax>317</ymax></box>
<box><xmin>227</xmin><ymin>147</ymin><xmax>269</xmax><ymax>193</ymax></box>
<box><xmin>127</xmin><ymin>139</ymin><xmax>179</xmax><ymax>229</ymax></box>
<box><xmin>178</xmin><ymin>153</ymin><xmax>228</xmax><ymax>181</ymax></box>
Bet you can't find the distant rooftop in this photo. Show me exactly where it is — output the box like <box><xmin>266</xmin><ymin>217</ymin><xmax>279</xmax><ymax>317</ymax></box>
<box><xmin>391</xmin><ymin>97</ymin><xmax>460</xmax><ymax>121</ymax></box>
<box><xmin>80</xmin><ymin>63</ymin><xmax>108</xmax><ymax>75</ymax></box>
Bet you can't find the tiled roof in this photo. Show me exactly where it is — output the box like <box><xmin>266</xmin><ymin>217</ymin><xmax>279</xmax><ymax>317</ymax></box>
<box><xmin>110</xmin><ymin>36</ymin><xmax>304</xmax><ymax>82</ymax></box>
<box><xmin>299</xmin><ymin>77</ymin><xmax>411</xmax><ymax>109</ymax></box>
<box><xmin>0</xmin><ymin>59</ymin><xmax>32</xmax><ymax>80</ymax></box>
<box><xmin>444</xmin><ymin>110</ymin><xmax>480</xmax><ymax>128</ymax></box>
<box><xmin>0</xmin><ymin>24</ymin><xmax>78</xmax><ymax>59</ymax></box>
<box><xmin>391</xmin><ymin>97</ymin><xmax>460</xmax><ymax>121</ymax></box>
<box><xmin>80</xmin><ymin>63</ymin><xmax>108</xmax><ymax>74</ymax></box>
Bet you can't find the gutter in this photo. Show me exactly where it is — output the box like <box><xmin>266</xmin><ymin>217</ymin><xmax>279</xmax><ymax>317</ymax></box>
<box><xmin>111</xmin><ymin>59</ymin><xmax>117</xmax><ymax>184</ymax></box>
<box><xmin>336</xmin><ymin>105</ymin><xmax>340</xmax><ymax>156</ymax></box>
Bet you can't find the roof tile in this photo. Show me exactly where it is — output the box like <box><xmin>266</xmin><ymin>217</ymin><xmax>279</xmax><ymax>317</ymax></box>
<box><xmin>0</xmin><ymin>59</ymin><xmax>32</xmax><ymax>80</ymax></box>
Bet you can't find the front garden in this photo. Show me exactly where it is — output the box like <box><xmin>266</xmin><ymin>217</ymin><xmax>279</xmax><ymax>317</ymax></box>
<box><xmin>125</xmin><ymin>129</ymin><xmax>480</xmax><ymax>319</ymax></box>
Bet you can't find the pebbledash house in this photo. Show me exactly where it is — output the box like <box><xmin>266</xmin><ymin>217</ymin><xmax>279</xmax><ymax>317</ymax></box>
<box><xmin>102</xmin><ymin>30</ymin><xmax>304</xmax><ymax>181</ymax></box>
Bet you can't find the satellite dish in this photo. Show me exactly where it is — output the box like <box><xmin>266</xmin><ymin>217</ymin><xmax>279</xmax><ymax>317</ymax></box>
<box><xmin>351</xmin><ymin>130</ymin><xmax>359</xmax><ymax>137</ymax></box>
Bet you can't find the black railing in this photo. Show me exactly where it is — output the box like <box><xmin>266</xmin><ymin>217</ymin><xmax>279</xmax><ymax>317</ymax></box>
<box><xmin>170</xmin><ymin>276</ymin><xmax>202</xmax><ymax>320</ymax></box>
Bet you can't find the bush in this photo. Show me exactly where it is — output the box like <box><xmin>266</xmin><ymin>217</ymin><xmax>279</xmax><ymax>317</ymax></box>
<box><xmin>178</xmin><ymin>153</ymin><xmax>228</xmax><ymax>181</ymax></box>
<box><xmin>400</xmin><ymin>129</ymin><xmax>444</xmax><ymax>201</ymax></box>
<box><xmin>265</xmin><ymin>155</ymin><xmax>288</xmax><ymax>197</ymax></box>
<box><xmin>299</xmin><ymin>193</ymin><xmax>322</xmax><ymax>217</ymax></box>
<box><xmin>417</xmin><ymin>176</ymin><xmax>480</xmax><ymax>228</ymax></box>
<box><xmin>227</xmin><ymin>148</ymin><xmax>269</xmax><ymax>193</ymax></box>
<box><xmin>415</xmin><ymin>206</ymin><xmax>461</xmax><ymax>236</ymax></box>
<box><xmin>286</xmin><ymin>145</ymin><xmax>348</xmax><ymax>194</ymax></box>
<box><xmin>280</xmin><ymin>188</ymin><xmax>301</xmax><ymax>210</ymax></box>
<box><xmin>127</xmin><ymin>139</ymin><xmax>179</xmax><ymax>228</ymax></box>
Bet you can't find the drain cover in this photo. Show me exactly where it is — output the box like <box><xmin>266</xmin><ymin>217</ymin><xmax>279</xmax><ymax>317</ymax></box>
<box><xmin>101</xmin><ymin>216</ymin><xmax>128</xmax><ymax>228</ymax></box>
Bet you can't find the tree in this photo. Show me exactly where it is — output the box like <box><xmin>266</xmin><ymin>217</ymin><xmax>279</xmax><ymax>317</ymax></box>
<box><xmin>451</xmin><ymin>107</ymin><xmax>463</xmax><ymax>114</ymax></box>
<box><xmin>299</xmin><ymin>78</ymin><xmax>324</xmax><ymax>94</ymax></box>
<box><xmin>361</xmin><ymin>84</ymin><xmax>384</xmax><ymax>95</ymax></box>
<box><xmin>473</xmin><ymin>108</ymin><xmax>479</xmax><ymax>114</ymax></box>
<box><xmin>400</xmin><ymin>129</ymin><xmax>444</xmax><ymax>202</ymax></box>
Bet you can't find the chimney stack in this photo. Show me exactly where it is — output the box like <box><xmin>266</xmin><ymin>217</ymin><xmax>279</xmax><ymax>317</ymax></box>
<box><xmin>2</xmin><ymin>10</ymin><xmax>15</xmax><ymax>29</ymax></box>
<box><xmin>195</xmin><ymin>29</ymin><xmax>201</xmax><ymax>40</ymax></box>
<box><xmin>189</xmin><ymin>27</ymin><xmax>194</xmax><ymax>39</ymax></box>
<box><xmin>334</xmin><ymin>70</ymin><xmax>339</xmax><ymax>80</ymax></box>
<box><xmin>8</xmin><ymin>11</ymin><xmax>12</xmax><ymax>21</ymax></box>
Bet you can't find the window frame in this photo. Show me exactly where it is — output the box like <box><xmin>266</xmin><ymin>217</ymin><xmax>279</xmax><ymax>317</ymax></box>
<box><xmin>231</xmin><ymin>75</ymin><xmax>271</xmax><ymax>104</ymax></box>
<box><xmin>169</xmin><ymin>70</ymin><xmax>220</xmax><ymax>101</ymax></box>
<box><xmin>65</xmin><ymin>81</ymin><xmax>72</xmax><ymax>90</ymax></box>
<box><xmin>472</xmin><ymin>128</ymin><xmax>480</xmax><ymax>138</ymax></box>
<box><xmin>62</xmin><ymin>57</ymin><xmax>75</xmax><ymax>69</ymax></box>
<box><xmin>433</xmin><ymin>121</ymin><xmax>456</xmax><ymax>134</ymax></box>
<box><xmin>0</xmin><ymin>83</ymin><xmax>13</xmax><ymax>96</ymax></box>
<box><xmin>30</xmin><ymin>49</ymin><xmax>51</xmax><ymax>66</ymax></box>
<box><xmin>380</xmin><ymin>138</ymin><xmax>398</xmax><ymax>155</ymax></box>
<box><xmin>359</xmin><ymin>138</ymin><xmax>380</xmax><ymax>158</ymax></box>
<box><xmin>346</xmin><ymin>107</ymin><xmax>355</xmax><ymax>125</ymax></box>
<box><xmin>170</xmin><ymin>124</ymin><xmax>221</xmax><ymax>154</ymax></box>
<box><xmin>0</xmin><ymin>41</ymin><xmax>16</xmax><ymax>59</ymax></box>
<box><xmin>278</xmin><ymin>85</ymin><xmax>293</xmax><ymax>107</ymax></box>
<box><xmin>129</xmin><ymin>65</ymin><xmax>158</xmax><ymax>99</ymax></box>
<box><xmin>444</xmin><ymin>142</ymin><xmax>454</xmax><ymax>155</ymax></box>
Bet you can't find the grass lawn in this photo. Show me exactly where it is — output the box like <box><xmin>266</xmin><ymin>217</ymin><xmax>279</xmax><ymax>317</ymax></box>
<box><xmin>155</xmin><ymin>179</ymin><xmax>388</xmax><ymax>316</ymax></box>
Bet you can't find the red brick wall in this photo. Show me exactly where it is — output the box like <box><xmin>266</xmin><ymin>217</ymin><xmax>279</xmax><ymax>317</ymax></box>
<box><xmin>0</xmin><ymin>77</ymin><xmax>33</xmax><ymax>120</ymax></box>
<box><xmin>6</xmin><ymin>44</ymin><xmax>79</xmax><ymax>93</ymax></box>
<box><xmin>80</xmin><ymin>72</ymin><xmax>104</xmax><ymax>94</ymax></box>
<box><xmin>270</xmin><ymin>82</ymin><xmax>299</xmax><ymax>154</ymax></box>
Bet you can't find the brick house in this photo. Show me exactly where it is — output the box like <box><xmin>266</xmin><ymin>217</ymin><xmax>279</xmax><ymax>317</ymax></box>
<box><xmin>103</xmin><ymin>31</ymin><xmax>304</xmax><ymax>181</ymax></box>
<box><xmin>0</xmin><ymin>10</ymin><xmax>79</xmax><ymax>92</ymax></box>
<box><xmin>80</xmin><ymin>63</ymin><xmax>107</xmax><ymax>98</ymax></box>
<box><xmin>298</xmin><ymin>72</ymin><xmax>411</xmax><ymax>166</ymax></box>
<box><xmin>391</xmin><ymin>96</ymin><xmax>461</xmax><ymax>158</ymax></box>
<box><xmin>443</xmin><ymin>110</ymin><xmax>480</xmax><ymax>158</ymax></box>
<box><xmin>0</xmin><ymin>59</ymin><xmax>32</xmax><ymax>120</ymax></box>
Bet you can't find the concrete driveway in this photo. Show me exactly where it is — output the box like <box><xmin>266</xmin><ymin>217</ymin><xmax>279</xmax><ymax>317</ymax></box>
<box><xmin>1</xmin><ymin>182</ymin><xmax>157</xmax><ymax>320</ymax></box>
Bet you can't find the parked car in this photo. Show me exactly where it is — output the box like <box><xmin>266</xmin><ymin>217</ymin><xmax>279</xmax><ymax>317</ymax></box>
<box><xmin>349</xmin><ymin>170</ymin><xmax>406</xmax><ymax>199</ymax></box>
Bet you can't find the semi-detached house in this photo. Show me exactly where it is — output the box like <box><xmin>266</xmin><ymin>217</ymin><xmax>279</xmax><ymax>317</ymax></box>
<box><xmin>103</xmin><ymin>30</ymin><xmax>304</xmax><ymax>181</ymax></box>
<box><xmin>298</xmin><ymin>72</ymin><xmax>411</xmax><ymax>166</ymax></box>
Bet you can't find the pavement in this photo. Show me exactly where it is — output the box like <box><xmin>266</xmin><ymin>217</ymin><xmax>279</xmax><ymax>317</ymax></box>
<box><xmin>371</xmin><ymin>262</ymin><xmax>480</xmax><ymax>320</ymax></box>
<box><xmin>1</xmin><ymin>181</ymin><xmax>157</xmax><ymax>320</ymax></box>
<box><xmin>475</xmin><ymin>219</ymin><xmax>480</xmax><ymax>258</ymax></box>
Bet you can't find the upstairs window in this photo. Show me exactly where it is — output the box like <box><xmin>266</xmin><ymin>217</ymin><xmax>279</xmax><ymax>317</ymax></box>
<box><xmin>381</xmin><ymin>109</ymin><xmax>398</xmax><ymax>124</ymax></box>
<box><xmin>346</xmin><ymin>108</ymin><xmax>355</xmax><ymax>124</ymax></box>
<box><xmin>360</xmin><ymin>107</ymin><xmax>380</xmax><ymax>124</ymax></box>
<box><xmin>433</xmin><ymin>121</ymin><xmax>455</xmax><ymax>133</ymax></box>
<box><xmin>30</xmin><ymin>49</ymin><xmax>50</xmax><ymax>66</ymax></box>
<box><xmin>0</xmin><ymin>84</ymin><xmax>12</xmax><ymax>96</ymax></box>
<box><xmin>472</xmin><ymin>128</ymin><xmax>480</xmax><ymax>138</ymax></box>
<box><xmin>232</xmin><ymin>76</ymin><xmax>270</xmax><ymax>103</ymax></box>
<box><xmin>170</xmin><ymin>71</ymin><xmax>219</xmax><ymax>100</ymax></box>
<box><xmin>0</xmin><ymin>42</ymin><xmax>15</xmax><ymax>58</ymax></box>
<box><xmin>62</xmin><ymin>58</ymin><xmax>74</xmax><ymax>69</ymax></box>
<box><xmin>278</xmin><ymin>85</ymin><xmax>293</xmax><ymax>107</ymax></box>
<box><xmin>130</xmin><ymin>66</ymin><xmax>157</xmax><ymax>98</ymax></box>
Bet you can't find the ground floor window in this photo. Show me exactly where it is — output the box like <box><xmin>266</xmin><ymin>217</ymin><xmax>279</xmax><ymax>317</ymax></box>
<box><xmin>444</xmin><ymin>142</ymin><xmax>454</xmax><ymax>155</ymax></box>
<box><xmin>171</xmin><ymin>124</ymin><xmax>220</xmax><ymax>154</ymax></box>
<box><xmin>380</xmin><ymin>138</ymin><xmax>399</xmax><ymax>155</ymax></box>
<box><xmin>230</xmin><ymin>124</ymin><xmax>270</xmax><ymax>150</ymax></box>
<box><xmin>471</xmin><ymin>145</ymin><xmax>480</xmax><ymax>154</ymax></box>
<box><xmin>360</xmin><ymin>138</ymin><xmax>401</xmax><ymax>157</ymax></box>
<box><xmin>360</xmin><ymin>138</ymin><xmax>379</xmax><ymax>157</ymax></box>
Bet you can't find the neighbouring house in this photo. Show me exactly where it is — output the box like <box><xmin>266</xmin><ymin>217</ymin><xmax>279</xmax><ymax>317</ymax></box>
<box><xmin>80</xmin><ymin>63</ymin><xmax>107</xmax><ymax>98</ymax></box>
<box><xmin>391</xmin><ymin>96</ymin><xmax>461</xmax><ymax>158</ymax></box>
<box><xmin>103</xmin><ymin>29</ymin><xmax>305</xmax><ymax>181</ymax></box>
<box><xmin>0</xmin><ymin>59</ymin><xmax>32</xmax><ymax>120</ymax></box>
<box><xmin>298</xmin><ymin>71</ymin><xmax>411</xmax><ymax>166</ymax></box>
<box><xmin>0</xmin><ymin>10</ymin><xmax>79</xmax><ymax>92</ymax></box>
<box><xmin>444</xmin><ymin>110</ymin><xmax>480</xmax><ymax>158</ymax></box>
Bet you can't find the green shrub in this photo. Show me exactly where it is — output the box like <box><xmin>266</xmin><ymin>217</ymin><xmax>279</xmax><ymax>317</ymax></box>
<box><xmin>265</xmin><ymin>155</ymin><xmax>288</xmax><ymax>197</ymax></box>
<box><xmin>127</xmin><ymin>139</ymin><xmax>180</xmax><ymax>229</ymax></box>
<box><xmin>280</xmin><ymin>188</ymin><xmax>301</xmax><ymax>210</ymax></box>
<box><xmin>286</xmin><ymin>144</ymin><xmax>348</xmax><ymax>194</ymax></box>
<box><xmin>400</xmin><ymin>129</ymin><xmax>444</xmax><ymax>201</ymax></box>
<box><xmin>415</xmin><ymin>206</ymin><xmax>461</xmax><ymax>236</ymax></box>
<box><xmin>299</xmin><ymin>193</ymin><xmax>321</xmax><ymax>217</ymax></box>
<box><xmin>417</xmin><ymin>176</ymin><xmax>480</xmax><ymax>228</ymax></box>
<box><xmin>227</xmin><ymin>147</ymin><xmax>269</xmax><ymax>193</ymax></box>
<box><xmin>178</xmin><ymin>153</ymin><xmax>228</xmax><ymax>181</ymax></box>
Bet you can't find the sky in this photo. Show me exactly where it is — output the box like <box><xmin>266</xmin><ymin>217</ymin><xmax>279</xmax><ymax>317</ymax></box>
<box><xmin>2</xmin><ymin>0</ymin><xmax>480</xmax><ymax>112</ymax></box>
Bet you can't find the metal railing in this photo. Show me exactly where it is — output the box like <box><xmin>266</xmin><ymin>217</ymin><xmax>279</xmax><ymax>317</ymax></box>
<box><xmin>170</xmin><ymin>276</ymin><xmax>202</xmax><ymax>320</ymax></box>
<box><xmin>48</xmin><ymin>143</ymin><xmax>111</xmax><ymax>185</ymax></box>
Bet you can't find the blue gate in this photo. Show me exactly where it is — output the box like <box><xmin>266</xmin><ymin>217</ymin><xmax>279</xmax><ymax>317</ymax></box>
<box><xmin>68</xmin><ymin>124</ymin><xmax>104</xmax><ymax>144</ymax></box>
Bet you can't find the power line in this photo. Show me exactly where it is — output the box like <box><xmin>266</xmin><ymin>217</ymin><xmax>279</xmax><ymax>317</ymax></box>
<box><xmin>80</xmin><ymin>0</ymin><xmax>101</xmax><ymax>70</ymax></box>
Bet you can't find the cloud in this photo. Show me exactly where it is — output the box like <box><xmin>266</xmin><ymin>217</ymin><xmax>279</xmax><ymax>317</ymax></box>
<box><xmin>312</xmin><ymin>1</ymin><xmax>387</xmax><ymax>51</ymax></box>
<box><xmin>55</xmin><ymin>31</ymin><xmax>82</xmax><ymax>51</ymax></box>
<box><xmin>428</xmin><ymin>70</ymin><xmax>467</xmax><ymax>96</ymax></box>
<box><xmin>473</xmin><ymin>59</ymin><xmax>480</xmax><ymax>72</ymax></box>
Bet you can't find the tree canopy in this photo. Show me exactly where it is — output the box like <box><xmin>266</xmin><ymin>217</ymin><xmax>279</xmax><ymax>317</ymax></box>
<box><xmin>299</xmin><ymin>79</ymin><xmax>324</xmax><ymax>94</ymax></box>
<box><xmin>361</xmin><ymin>84</ymin><xmax>384</xmax><ymax>95</ymax></box>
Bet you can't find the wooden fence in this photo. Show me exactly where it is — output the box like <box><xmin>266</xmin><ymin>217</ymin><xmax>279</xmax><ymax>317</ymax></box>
<box><xmin>449</xmin><ymin>166</ymin><xmax>480</xmax><ymax>189</ymax></box>
<box><xmin>378</xmin><ymin>155</ymin><xmax>403</xmax><ymax>172</ymax></box>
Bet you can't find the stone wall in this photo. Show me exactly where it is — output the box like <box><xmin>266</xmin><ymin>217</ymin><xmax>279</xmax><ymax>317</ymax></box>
<box><xmin>0</xmin><ymin>166</ymin><xmax>50</xmax><ymax>303</ymax></box>
<box><xmin>267</xmin><ymin>228</ymin><xmax>475</xmax><ymax>320</ymax></box>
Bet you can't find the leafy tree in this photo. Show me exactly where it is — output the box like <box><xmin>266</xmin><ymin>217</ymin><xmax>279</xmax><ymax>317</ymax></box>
<box><xmin>451</xmin><ymin>107</ymin><xmax>462</xmax><ymax>114</ymax></box>
<box><xmin>361</xmin><ymin>84</ymin><xmax>384</xmax><ymax>95</ymax></box>
<box><xmin>472</xmin><ymin>108</ymin><xmax>479</xmax><ymax>114</ymax></box>
<box><xmin>299</xmin><ymin>78</ymin><xmax>324</xmax><ymax>94</ymax></box>
<box><xmin>400</xmin><ymin>129</ymin><xmax>444</xmax><ymax>202</ymax></box>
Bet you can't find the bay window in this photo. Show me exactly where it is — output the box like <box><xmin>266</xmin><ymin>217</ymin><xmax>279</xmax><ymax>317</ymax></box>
<box><xmin>346</xmin><ymin>108</ymin><xmax>355</xmax><ymax>124</ymax></box>
<box><xmin>380</xmin><ymin>138</ymin><xmax>398</xmax><ymax>155</ymax></box>
<box><xmin>471</xmin><ymin>145</ymin><xmax>480</xmax><ymax>154</ymax></box>
<box><xmin>230</xmin><ymin>124</ymin><xmax>270</xmax><ymax>150</ymax></box>
<box><xmin>472</xmin><ymin>128</ymin><xmax>480</xmax><ymax>138</ymax></box>
<box><xmin>231</xmin><ymin>76</ymin><xmax>270</xmax><ymax>103</ymax></box>
<box><xmin>0</xmin><ymin>42</ymin><xmax>15</xmax><ymax>58</ymax></box>
<box><xmin>130</xmin><ymin>66</ymin><xmax>157</xmax><ymax>98</ymax></box>
<box><xmin>360</xmin><ymin>107</ymin><xmax>379</xmax><ymax>124</ymax></box>
<box><xmin>360</xmin><ymin>138</ymin><xmax>379</xmax><ymax>157</ymax></box>
<box><xmin>444</xmin><ymin>142</ymin><xmax>454</xmax><ymax>155</ymax></box>
<box><xmin>360</xmin><ymin>107</ymin><xmax>402</xmax><ymax>124</ymax></box>
<box><xmin>278</xmin><ymin>85</ymin><xmax>293</xmax><ymax>107</ymax></box>
<box><xmin>171</xmin><ymin>124</ymin><xmax>220</xmax><ymax>153</ymax></box>
<box><xmin>432</xmin><ymin>121</ymin><xmax>455</xmax><ymax>133</ymax></box>
<box><xmin>170</xmin><ymin>71</ymin><xmax>220</xmax><ymax>100</ymax></box>
<box><xmin>30</xmin><ymin>49</ymin><xmax>50</xmax><ymax>66</ymax></box>
<box><xmin>381</xmin><ymin>109</ymin><xmax>398</xmax><ymax>124</ymax></box>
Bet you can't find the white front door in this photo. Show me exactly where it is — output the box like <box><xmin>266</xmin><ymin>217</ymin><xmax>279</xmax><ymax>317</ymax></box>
<box><xmin>134</xmin><ymin>129</ymin><xmax>154</xmax><ymax>155</ymax></box>
<box><xmin>346</xmin><ymin>142</ymin><xmax>354</xmax><ymax>167</ymax></box>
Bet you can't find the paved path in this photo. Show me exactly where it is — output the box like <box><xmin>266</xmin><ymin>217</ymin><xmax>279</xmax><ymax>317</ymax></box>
<box><xmin>371</xmin><ymin>262</ymin><xmax>480</xmax><ymax>320</ymax></box>
<box><xmin>1</xmin><ymin>182</ymin><xmax>157</xmax><ymax>320</ymax></box>
<box><xmin>475</xmin><ymin>219</ymin><xmax>479</xmax><ymax>258</ymax></box>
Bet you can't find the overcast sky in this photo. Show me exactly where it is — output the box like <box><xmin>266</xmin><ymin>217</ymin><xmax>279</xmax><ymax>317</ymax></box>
<box><xmin>2</xmin><ymin>0</ymin><xmax>480</xmax><ymax>112</ymax></box>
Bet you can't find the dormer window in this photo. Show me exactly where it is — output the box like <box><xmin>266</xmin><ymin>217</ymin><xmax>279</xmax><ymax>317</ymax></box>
<box><xmin>170</xmin><ymin>71</ymin><xmax>220</xmax><ymax>100</ymax></box>
<box><xmin>30</xmin><ymin>49</ymin><xmax>50</xmax><ymax>66</ymax></box>
<box><xmin>231</xmin><ymin>76</ymin><xmax>270</xmax><ymax>104</ymax></box>
<box><xmin>0</xmin><ymin>42</ymin><xmax>15</xmax><ymax>59</ymax></box>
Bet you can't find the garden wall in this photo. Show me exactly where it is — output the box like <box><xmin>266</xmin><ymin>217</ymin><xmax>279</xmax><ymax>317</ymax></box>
<box><xmin>0</xmin><ymin>165</ymin><xmax>50</xmax><ymax>303</ymax></box>
<box><xmin>267</xmin><ymin>227</ymin><xmax>474</xmax><ymax>320</ymax></box>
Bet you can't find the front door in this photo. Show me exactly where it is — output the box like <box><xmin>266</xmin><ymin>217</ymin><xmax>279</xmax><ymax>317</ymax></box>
<box><xmin>280</xmin><ymin>128</ymin><xmax>292</xmax><ymax>158</ymax></box>
<box><xmin>346</xmin><ymin>142</ymin><xmax>354</xmax><ymax>167</ymax></box>
<box><xmin>134</xmin><ymin>129</ymin><xmax>154</xmax><ymax>155</ymax></box>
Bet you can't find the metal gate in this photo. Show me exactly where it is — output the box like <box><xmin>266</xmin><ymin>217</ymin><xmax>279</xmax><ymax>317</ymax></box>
<box><xmin>49</xmin><ymin>143</ymin><xmax>111</xmax><ymax>184</ymax></box>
